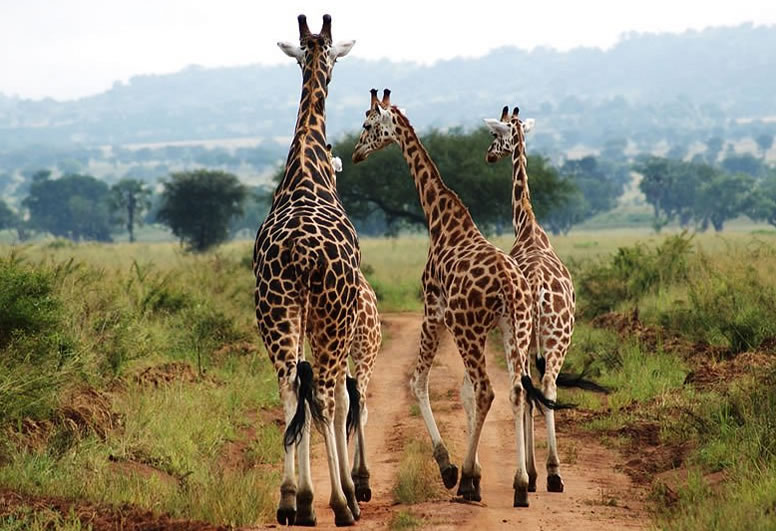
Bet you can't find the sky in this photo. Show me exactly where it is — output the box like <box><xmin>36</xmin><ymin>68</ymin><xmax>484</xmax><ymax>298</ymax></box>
<box><xmin>2</xmin><ymin>0</ymin><xmax>776</xmax><ymax>101</ymax></box>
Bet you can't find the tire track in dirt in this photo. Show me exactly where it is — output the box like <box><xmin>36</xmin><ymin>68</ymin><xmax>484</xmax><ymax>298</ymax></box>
<box><xmin>272</xmin><ymin>313</ymin><xmax>647</xmax><ymax>529</ymax></box>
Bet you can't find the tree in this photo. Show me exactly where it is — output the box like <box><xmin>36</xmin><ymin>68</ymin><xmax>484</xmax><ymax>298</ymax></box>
<box><xmin>110</xmin><ymin>179</ymin><xmax>152</xmax><ymax>242</ymax></box>
<box><xmin>749</xmin><ymin>173</ymin><xmax>776</xmax><ymax>228</ymax></box>
<box><xmin>721</xmin><ymin>153</ymin><xmax>767</xmax><ymax>178</ymax></box>
<box><xmin>756</xmin><ymin>133</ymin><xmax>774</xmax><ymax>159</ymax></box>
<box><xmin>23</xmin><ymin>173</ymin><xmax>113</xmax><ymax>241</ymax></box>
<box><xmin>544</xmin><ymin>188</ymin><xmax>588</xmax><ymax>235</ymax></box>
<box><xmin>693</xmin><ymin>172</ymin><xmax>754</xmax><ymax>231</ymax></box>
<box><xmin>322</xmin><ymin>128</ymin><xmax>572</xmax><ymax>236</ymax></box>
<box><xmin>157</xmin><ymin>170</ymin><xmax>247</xmax><ymax>251</ymax></box>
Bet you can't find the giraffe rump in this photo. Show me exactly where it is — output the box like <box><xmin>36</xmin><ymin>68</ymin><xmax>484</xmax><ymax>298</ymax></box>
<box><xmin>536</xmin><ymin>356</ymin><xmax>611</xmax><ymax>394</ymax></box>
<box><xmin>284</xmin><ymin>360</ymin><xmax>325</xmax><ymax>447</ymax></box>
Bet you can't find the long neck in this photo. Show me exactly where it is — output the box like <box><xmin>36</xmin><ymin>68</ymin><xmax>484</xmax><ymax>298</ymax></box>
<box><xmin>510</xmin><ymin>130</ymin><xmax>536</xmax><ymax>244</ymax></box>
<box><xmin>273</xmin><ymin>50</ymin><xmax>336</xmax><ymax>204</ymax></box>
<box><xmin>393</xmin><ymin>112</ymin><xmax>476</xmax><ymax>245</ymax></box>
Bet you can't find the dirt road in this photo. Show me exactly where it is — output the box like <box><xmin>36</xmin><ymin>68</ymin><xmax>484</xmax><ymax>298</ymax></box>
<box><xmin>292</xmin><ymin>313</ymin><xmax>647</xmax><ymax>530</ymax></box>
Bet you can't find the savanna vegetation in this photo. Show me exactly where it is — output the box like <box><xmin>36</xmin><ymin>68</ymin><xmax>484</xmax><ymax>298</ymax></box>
<box><xmin>2</xmin><ymin>228</ymin><xmax>776</xmax><ymax>529</ymax></box>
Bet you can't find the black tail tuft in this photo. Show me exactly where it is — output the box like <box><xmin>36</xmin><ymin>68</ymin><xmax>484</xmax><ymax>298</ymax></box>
<box><xmin>284</xmin><ymin>361</ymin><xmax>324</xmax><ymax>447</ymax></box>
<box><xmin>556</xmin><ymin>368</ymin><xmax>611</xmax><ymax>394</ymax></box>
<box><xmin>536</xmin><ymin>356</ymin><xmax>610</xmax><ymax>394</ymax></box>
<box><xmin>521</xmin><ymin>374</ymin><xmax>575</xmax><ymax>410</ymax></box>
<box><xmin>345</xmin><ymin>376</ymin><xmax>361</xmax><ymax>440</ymax></box>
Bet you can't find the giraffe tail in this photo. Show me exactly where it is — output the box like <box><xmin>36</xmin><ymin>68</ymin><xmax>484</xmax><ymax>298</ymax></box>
<box><xmin>283</xmin><ymin>360</ymin><xmax>325</xmax><ymax>447</ymax></box>
<box><xmin>521</xmin><ymin>374</ymin><xmax>575</xmax><ymax>410</ymax></box>
<box><xmin>537</xmin><ymin>358</ymin><xmax>610</xmax><ymax>394</ymax></box>
<box><xmin>345</xmin><ymin>376</ymin><xmax>361</xmax><ymax>440</ymax></box>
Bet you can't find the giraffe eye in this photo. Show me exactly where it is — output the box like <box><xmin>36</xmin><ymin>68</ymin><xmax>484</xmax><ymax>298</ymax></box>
<box><xmin>364</xmin><ymin>124</ymin><xmax>372</xmax><ymax>131</ymax></box>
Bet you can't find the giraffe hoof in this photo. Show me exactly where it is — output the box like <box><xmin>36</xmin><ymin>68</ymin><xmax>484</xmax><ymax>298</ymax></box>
<box><xmin>276</xmin><ymin>507</ymin><xmax>296</xmax><ymax>526</ymax></box>
<box><xmin>356</xmin><ymin>485</ymin><xmax>372</xmax><ymax>502</ymax></box>
<box><xmin>441</xmin><ymin>463</ymin><xmax>459</xmax><ymax>489</ymax></box>
<box><xmin>547</xmin><ymin>474</ymin><xmax>565</xmax><ymax>493</ymax></box>
<box><xmin>353</xmin><ymin>473</ymin><xmax>372</xmax><ymax>502</ymax></box>
<box><xmin>457</xmin><ymin>474</ymin><xmax>482</xmax><ymax>502</ymax></box>
<box><xmin>513</xmin><ymin>486</ymin><xmax>529</xmax><ymax>508</ymax></box>
<box><xmin>333</xmin><ymin>506</ymin><xmax>355</xmax><ymax>527</ymax></box>
<box><xmin>296</xmin><ymin>490</ymin><xmax>316</xmax><ymax>526</ymax></box>
<box><xmin>528</xmin><ymin>475</ymin><xmax>537</xmax><ymax>492</ymax></box>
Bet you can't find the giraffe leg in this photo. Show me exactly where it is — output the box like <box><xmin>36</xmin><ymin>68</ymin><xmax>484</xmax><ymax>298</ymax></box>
<box><xmin>499</xmin><ymin>316</ymin><xmax>532</xmax><ymax>507</ymax></box>
<box><xmin>457</xmin><ymin>354</ymin><xmax>493</xmax><ymax>503</ymax></box>
<box><xmin>314</xmin><ymin>385</ymin><xmax>355</xmax><ymax>527</ymax></box>
<box><xmin>543</xmin><ymin>371</ymin><xmax>564</xmax><ymax>493</ymax></box>
<box><xmin>524</xmin><ymin>396</ymin><xmax>538</xmax><ymax>492</ymax></box>
<box><xmin>334</xmin><ymin>376</ymin><xmax>360</xmax><ymax>521</ymax></box>
<box><xmin>277</xmin><ymin>379</ymin><xmax>299</xmax><ymax>525</ymax></box>
<box><xmin>350</xmin><ymin>380</ymin><xmax>371</xmax><ymax>502</ymax></box>
<box><xmin>295</xmin><ymin>403</ymin><xmax>316</xmax><ymax>526</ymax></box>
<box><xmin>411</xmin><ymin>311</ymin><xmax>457</xmax><ymax>489</ymax></box>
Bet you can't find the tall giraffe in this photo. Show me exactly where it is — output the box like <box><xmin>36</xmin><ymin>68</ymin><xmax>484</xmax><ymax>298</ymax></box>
<box><xmin>352</xmin><ymin>89</ymin><xmax>562</xmax><ymax>508</ymax></box>
<box><xmin>483</xmin><ymin>106</ymin><xmax>576</xmax><ymax>493</ymax></box>
<box><xmin>326</xmin><ymin>143</ymin><xmax>382</xmax><ymax>503</ymax></box>
<box><xmin>253</xmin><ymin>15</ymin><xmax>360</xmax><ymax>527</ymax></box>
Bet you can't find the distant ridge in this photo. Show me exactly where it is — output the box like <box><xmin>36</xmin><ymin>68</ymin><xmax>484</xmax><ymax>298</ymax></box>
<box><xmin>1</xmin><ymin>23</ymin><xmax>774</xmax><ymax>150</ymax></box>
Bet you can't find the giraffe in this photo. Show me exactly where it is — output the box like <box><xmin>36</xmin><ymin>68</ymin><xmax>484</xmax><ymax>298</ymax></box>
<box><xmin>483</xmin><ymin>106</ymin><xmax>576</xmax><ymax>493</ymax></box>
<box><xmin>326</xmin><ymin>143</ymin><xmax>382</xmax><ymax>503</ymax></box>
<box><xmin>352</xmin><ymin>89</ymin><xmax>564</xmax><ymax>508</ymax></box>
<box><xmin>253</xmin><ymin>14</ymin><xmax>361</xmax><ymax>527</ymax></box>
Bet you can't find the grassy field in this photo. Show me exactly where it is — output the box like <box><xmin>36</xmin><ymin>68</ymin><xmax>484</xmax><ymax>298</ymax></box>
<box><xmin>2</xmin><ymin>227</ymin><xmax>776</xmax><ymax>529</ymax></box>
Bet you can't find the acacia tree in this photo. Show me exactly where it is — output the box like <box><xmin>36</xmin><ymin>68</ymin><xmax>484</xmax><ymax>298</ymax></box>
<box><xmin>110</xmin><ymin>179</ymin><xmax>152</xmax><ymax>242</ymax></box>
<box><xmin>756</xmin><ymin>133</ymin><xmax>774</xmax><ymax>159</ymax></box>
<box><xmin>320</xmin><ymin>128</ymin><xmax>572</xmax><ymax>236</ymax></box>
<box><xmin>23</xmin><ymin>172</ymin><xmax>113</xmax><ymax>241</ymax></box>
<box><xmin>157</xmin><ymin>170</ymin><xmax>247</xmax><ymax>252</ymax></box>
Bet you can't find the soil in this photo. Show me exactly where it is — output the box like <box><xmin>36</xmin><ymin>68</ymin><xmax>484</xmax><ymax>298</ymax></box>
<box><xmin>269</xmin><ymin>313</ymin><xmax>649</xmax><ymax>530</ymax></box>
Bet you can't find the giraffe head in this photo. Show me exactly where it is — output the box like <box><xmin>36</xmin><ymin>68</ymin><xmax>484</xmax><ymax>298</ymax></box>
<box><xmin>277</xmin><ymin>14</ymin><xmax>355</xmax><ymax>82</ymax></box>
<box><xmin>352</xmin><ymin>89</ymin><xmax>402</xmax><ymax>164</ymax></box>
<box><xmin>483</xmin><ymin>106</ymin><xmax>535</xmax><ymax>163</ymax></box>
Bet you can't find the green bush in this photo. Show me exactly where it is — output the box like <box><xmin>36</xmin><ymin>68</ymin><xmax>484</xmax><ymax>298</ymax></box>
<box><xmin>576</xmin><ymin>233</ymin><xmax>693</xmax><ymax>317</ymax></box>
<box><xmin>659</xmin><ymin>260</ymin><xmax>776</xmax><ymax>353</ymax></box>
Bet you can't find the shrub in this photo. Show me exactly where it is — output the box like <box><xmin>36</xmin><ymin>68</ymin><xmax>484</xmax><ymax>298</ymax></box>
<box><xmin>576</xmin><ymin>233</ymin><xmax>693</xmax><ymax>317</ymax></box>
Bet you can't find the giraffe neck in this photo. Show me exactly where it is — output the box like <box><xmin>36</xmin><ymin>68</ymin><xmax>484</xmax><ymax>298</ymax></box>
<box><xmin>273</xmin><ymin>50</ymin><xmax>336</xmax><ymax>203</ymax></box>
<box><xmin>393</xmin><ymin>112</ymin><xmax>476</xmax><ymax>245</ymax></box>
<box><xmin>510</xmin><ymin>131</ymin><xmax>537</xmax><ymax>246</ymax></box>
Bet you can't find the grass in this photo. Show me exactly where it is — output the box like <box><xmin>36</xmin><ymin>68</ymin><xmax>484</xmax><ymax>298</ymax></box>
<box><xmin>389</xmin><ymin>510</ymin><xmax>423</xmax><ymax>530</ymax></box>
<box><xmin>393</xmin><ymin>439</ymin><xmax>446</xmax><ymax>505</ymax></box>
<box><xmin>0</xmin><ymin>242</ymin><xmax>281</xmax><ymax>527</ymax></box>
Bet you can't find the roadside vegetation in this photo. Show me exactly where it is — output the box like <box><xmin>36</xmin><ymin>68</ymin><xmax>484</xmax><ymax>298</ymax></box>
<box><xmin>3</xmin><ymin>228</ymin><xmax>776</xmax><ymax>528</ymax></box>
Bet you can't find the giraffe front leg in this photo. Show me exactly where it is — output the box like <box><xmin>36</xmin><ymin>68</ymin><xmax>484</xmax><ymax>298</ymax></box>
<box><xmin>317</xmin><ymin>387</ymin><xmax>355</xmax><ymax>527</ymax></box>
<box><xmin>351</xmin><ymin>381</ymin><xmax>371</xmax><ymax>502</ymax></box>
<box><xmin>524</xmin><ymin>397</ymin><xmax>538</xmax><ymax>492</ymax></box>
<box><xmin>543</xmin><ymin>373</ymin><xmax>564</xmax><ymax>493</ymax></box>
<box><xmin>334</xmin><ymin>377</ymin><xmax>360</xmax><ymax>521</ymax></box>
<box><xmin>411</xmin><ymin>312</ymin><xmax>457</xmax><ymax>489</ymax></box>
<box><xmin>457</xmin><ymin>361</ymin><xmax>493</xmax><ymax>503</ymax></box>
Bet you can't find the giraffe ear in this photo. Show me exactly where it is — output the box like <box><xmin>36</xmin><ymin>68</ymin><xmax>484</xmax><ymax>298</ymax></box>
<box><xmin>278</xmin><ymin>41</ymin><xmax>304</xmax><ymax>61</ymax></box>
<box><xmin>331</xmin><ymin>156</ymin><xmax>343</xmax><ymax>173</ymax></box>
<box><xmin>332</xmin><ymin>40</ymin><xmax>355</xmax><ymax>59</ymax></box>
<box><xmin>483</xmin><ymin>118</ymin><xmax>509</xmax><ymax>136</ymax></box>
<box><xmin>522</xmin><ymin>119</ymin><xmax>536</xmax><ymax>134</ymax></box>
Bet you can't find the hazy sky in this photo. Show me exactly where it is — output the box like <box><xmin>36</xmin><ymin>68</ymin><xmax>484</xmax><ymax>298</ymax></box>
<box><xmin>2</xmin><ymin>0</ymin><xmax>775</xmax><ymax>101</ymax></box>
